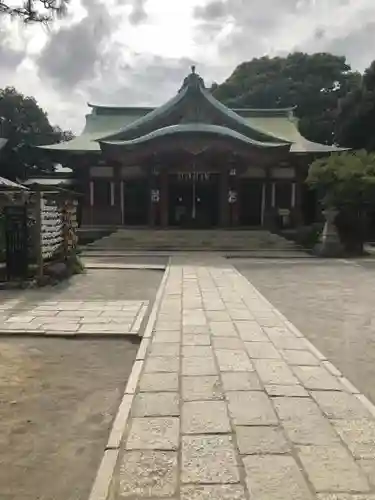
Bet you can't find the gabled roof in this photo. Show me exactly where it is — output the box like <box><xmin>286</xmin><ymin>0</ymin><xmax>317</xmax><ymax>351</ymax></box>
<box><xmin>0</xmin><ymin>175</ymin><xmax>29</xmax><ymax>190</ymax></box>
<box><xmin>100</xmin><ymin>67</ymin><xmax>290</xmax><ymax>146</ymax></box>
<box><xmin>39</xmin><ymin>67</ymin><xmax>345</xmax><ymax>155</ymax></box>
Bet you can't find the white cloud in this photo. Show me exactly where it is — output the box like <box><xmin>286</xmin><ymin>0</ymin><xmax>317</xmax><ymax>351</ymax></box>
<box><xmin>0</xmin><ymin>0</ymin><xmax>374</xmax><ymax>134</ymax></box>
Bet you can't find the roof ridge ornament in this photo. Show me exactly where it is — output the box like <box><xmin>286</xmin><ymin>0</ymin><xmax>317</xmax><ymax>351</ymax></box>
<box><xmin>179</xmin><ymin>65</ymin><xmax>205</xmax><ymax>92</ymax></box>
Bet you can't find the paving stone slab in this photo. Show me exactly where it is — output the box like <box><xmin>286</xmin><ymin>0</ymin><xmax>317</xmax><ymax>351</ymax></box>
<box><xmin>234</xmin><ymin>321</ymin><xmax>269</xmax><ymax>342</ymax></box>
<box><xmin>182</xmin><ymin>356</ymin><xmax>217</xmax><ymax>376</ymax></box>
<box><xmin>209</xmin><ymin>321</ymin><xmax>238</xmax><ymax>337</ymax></box>
<box><xmin>182</xmin><ymin>334</ymin><xmax>211</xmax><ymax>345</ymax></box>
<box><xmin>245</xmin><ymin>341</ymin><xmax>281</xmax><ymax>359</ymax></box>
<box><xmin>139</xmin><ymin>373</ymin><xmax>179</xmax><ymax>392</ymax></box>
<box><xmin>182</xmin><ymin>346</ymin><xmax>213</xmax><ymax>357</ymax></box>
<box><xmin>182</xmin><ymin>401</ymin><xmax>231</xmax><ymax>434</ymax></box>
<box><xmin>358</xmin><ymin>458</ymin><xmax>375</xmax><ymax>487</ymax></box>
<box><xmin>281</xmin><ymin>349</ymin><xmax>319</xmax><ymax>366</ymax></box>
<box><xmin>150</xmin><ymin>343</ymin><xmax>180</xmax><ymax>357</ymax></box>
<box><xmin>333</xmin><ymin>419</ymin><xmax>375</xmax><ymax>459</ymax></box>
<box><xmin>236</xmin><ymin>425</ymin><xmax>290</xmax><ymax>454</ymax></box>
<box><xmin>212</xmin><ymin>337</ymin><xmax>244</xmax><ymax>350</ymax></box>
<box><xmin>264</xmin><ymin>384</ymin><xmax>309</xmax><ymax>397</ymax></box>
<box><xmin>311</xmin><ymin>391</ymin><xmax>372</xmax><ymax>420</ymax></box>
<box><xmin>180</xmin><ymin>484</ymin><xmax>247</xmax><ymax>500</ymax></box>
<box><xmin>144</xmin><ymin>356</ymin><xmax>180</xmax><ymax>373</ymax></box>
<box><xmin>119</xmin><ymin>450</ymin><xmax>178</xmax><ymax>497</ymax></box>
<box><xmin>243</xmin><ymin>455</ymin><xmax>313</xmax><ymax>500</ymax></box>
<box><xmin>131</xmin><ymin>392</ymin><xmax>180</xmax><ymax>417</ymax></box>
<box><xmin>254</xmin><ymin>359</ymin><xmax>299</xmax><ymax>385</ymax></box>
<box><xmin>181</xmin><ymin>435</ymin><xmax>240</xmax><ymax>484</ymax></box>
<box><xmin>125</xmin><ymin>417</ymin><xmax>180</xmax><ymax>450</ymax></box>
<box><xmin>226</xmin><ymin>391</ymin><xmax>278</xmax><ymax>426</ymax></box>
<box><xmin>273</xmin><ymin>397</ymin><xmax>340</xmax><ymax>445</ymax></box>
<box><xmin>153</xmin><ymin>331</ymin><xmax>181</xmax><ymax>343</ymax></box>
<box><xmin>221</xmin><ymin>371</ymin><xmax>262</xmax><ymax>391</ymax></box>
<box><xmin>215</xmin><ymin>349</ymin><xmax>254</xmax><ymax>372</ymax></box>
<box><xmin>292</xmin><ymin>365</ymin><xmax>343</xmax><ymax>390</ymax></box>
<box><xmin>182</xmin><ymin>375</ymin><xmax>223</xmax><ymax>401</ymax></box>
<box><xmin>297</xmin><ymin>445</ymin><xmax>370</xmax><ymax>492</ymax></box>
<box><xmin>317</xmin><ymin>495</ymin><xmax>375</xmax><ymax>500</ymax></box>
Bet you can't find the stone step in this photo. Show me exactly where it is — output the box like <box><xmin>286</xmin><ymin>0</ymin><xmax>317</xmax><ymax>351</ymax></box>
<box><xmin>84</xmin><ymin>229</ymin><xmax>302</xmax><ymax>253</ymax></box>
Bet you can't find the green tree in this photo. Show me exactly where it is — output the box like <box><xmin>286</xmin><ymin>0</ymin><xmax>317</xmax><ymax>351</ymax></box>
<box><xmin>335</xmin><ymin>61</ymin><xmax>375</xmax><ymax>150</ymax></box>
<box><xmin>0</xmin><ymin>87</ymin><xmax>73</xmax><ymax>180</ymax></box>
<box><xmin>212</xmin><ymin>52</ymin><xmax>361</xmax><ymax>145</ymax></box>
<box><xmin>307</xmin><ymin>150</ymin><xmax>375</xmax><ymax>253</ymax></box>
<box><xmin>0</xmin><ymin>0</ymin><xmax>68</xmax><ymax>22</ymax></box>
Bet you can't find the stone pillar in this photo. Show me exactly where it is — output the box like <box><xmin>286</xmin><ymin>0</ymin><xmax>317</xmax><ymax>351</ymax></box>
<box><xmin>314</xmin><ymin>208</ymin><xmax>343</xmax><ymax>257</ymax></box>
<box><xmin>219</xmin><ymin>170</ymin><xmax>229</xmax><ymax>227</ymax></box>
<box><xmin>160</xmin><ymin>169</ymin><xmax>169</xmax><ymax>228</ymax></box>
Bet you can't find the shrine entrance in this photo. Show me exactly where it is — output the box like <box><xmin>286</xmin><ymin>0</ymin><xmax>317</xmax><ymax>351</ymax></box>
<box><xmin>168</xmin><ymin>172</ymin><xmax>219</xmax><ymax>228</ymax></box>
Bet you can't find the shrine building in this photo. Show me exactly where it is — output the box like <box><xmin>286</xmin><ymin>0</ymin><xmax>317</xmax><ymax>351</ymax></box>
<box><xmin>40</xmin><ymin>67</ymin><xmax>344</xmax><ymax>229</ymax></box>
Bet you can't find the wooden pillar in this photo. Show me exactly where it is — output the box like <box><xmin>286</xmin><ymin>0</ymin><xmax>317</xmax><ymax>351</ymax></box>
<box><xmin>113</xmin><ymin>166</ymin><xmax>123</xmax><ymax>226</ymax></box>
<box><xmin>263</xmin><ymin>168</ymin><xmax>275</xmax><ymax>229</ymax></box>
<box><xmin>149</xmin><ymin>172</ymin><xmax>157</xmax><ymax>227</ymax></box>
<box><xmin>219</xmin><ymin>170</ymin><xmax>229</xmax><ymax>227</ymax></box>
<box><xmin>231</xmin><ymin>174</ymin><xmax>239</xmax><ymax>227</ymax></box>
<box><xmin>120</xmin><ymin>180</ymin><xmax>125</xmax><ymax>225</ymax></box>
<box><xmin>89</xmin><ymin>179</ymin><xmax>94</xmax><ymax>225</ymax></box>
<box><xmin>292</xmin><ymin>159</ymin><xmax>305</xmax><ymax>227</ymax></box>
<box><xmin>160</xmin><ymin>169</ymin><xmax>169</xmax><ymax>227</ymax></box>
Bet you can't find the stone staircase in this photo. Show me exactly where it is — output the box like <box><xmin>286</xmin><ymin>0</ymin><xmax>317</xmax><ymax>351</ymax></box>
<box><xmin>82</xmin><ymin>229</ymin><xmax>306</xmax><ymax>256</ymax></box>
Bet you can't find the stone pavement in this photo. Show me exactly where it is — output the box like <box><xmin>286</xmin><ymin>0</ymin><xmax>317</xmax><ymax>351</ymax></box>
<box><xmin>98</xmin><ymin>255</ymin><xmax>375</xmax><ymax>500</ymax></box>
<box><xmin>0</xmin><ymin>299</ymin><xmax>148</xmax><ymax>335</ymax></box>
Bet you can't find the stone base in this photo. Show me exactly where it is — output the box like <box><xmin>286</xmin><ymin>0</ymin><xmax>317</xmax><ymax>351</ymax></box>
<box><xmin>313</xmin><ymin>240</ymin><xmax>344</xmax><ymax>258</ymax></box>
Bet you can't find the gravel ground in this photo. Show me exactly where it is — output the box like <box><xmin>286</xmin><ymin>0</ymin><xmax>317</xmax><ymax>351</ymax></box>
<box><xmin>235</xmin><ymin>257</ymin><xmax>375</xmax><ymax>404</ymax></box>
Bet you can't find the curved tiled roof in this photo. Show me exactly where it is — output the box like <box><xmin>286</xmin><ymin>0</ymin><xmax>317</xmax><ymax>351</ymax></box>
<box><xmin>38</xmin><ymin>69</ymin><xmax>345</xmax><ymax>155</ymax></box>
<box><xmin>100</xmin><ymin>123</ymin><xmax>289</xmax><ymax>149</ymax></box>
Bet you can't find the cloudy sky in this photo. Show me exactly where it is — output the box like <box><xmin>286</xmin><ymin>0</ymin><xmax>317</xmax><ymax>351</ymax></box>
<box><xmin>1</xmin><ymin>0</ymin><xmax>375</xmax><ymax>133</ymax></box>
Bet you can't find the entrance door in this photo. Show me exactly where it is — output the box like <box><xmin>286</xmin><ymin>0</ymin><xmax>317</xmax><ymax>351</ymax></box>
<box><xmin>239</xmin><ymin>180</ymin><xmax>263</xmax><ymax>226</ymax></box>
<box><xmin>123</xmin><ymin>179</ymin><xmax>150</xmax><ymax>225</ymax></box>
<box><xmin>168</xmin><ymin>173</ymin><xmax>219</xmax><ymax>228</ymax></box>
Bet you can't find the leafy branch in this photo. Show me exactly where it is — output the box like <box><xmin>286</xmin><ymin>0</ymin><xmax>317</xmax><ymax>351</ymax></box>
<box><xmin>0</xmin><ymin>0</ymin><xmax>69</xmax><ymax>22</ymax></box>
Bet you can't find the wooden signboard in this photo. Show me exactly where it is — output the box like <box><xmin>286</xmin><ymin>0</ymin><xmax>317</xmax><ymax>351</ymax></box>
<box><xmin>4</xmin><ymin>205</ymin><xmax>28</xmax><ymax>279</ymax></box>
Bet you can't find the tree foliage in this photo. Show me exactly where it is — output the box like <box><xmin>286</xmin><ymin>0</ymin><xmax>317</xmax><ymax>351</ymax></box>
<box><xmin>0</xmin><ymin>87</ymin><xmax>73</xmax><ymax>180</ymax></box>
<box><xmin>307</xmin><ymin>150</ymin><xmax>375</xmax><ymax>208</ymax></box>
<box><xmin>0</xmin><ymin>0</ymin><xmax>68</xmax><ymax>22</ymax></box>
<box><xmin>335</xmin><ymin>61</ymin><xmax>375</xmax><ymax>150</ymax></box>
<box><xmin>307</xmin><ymin>150</ymin><xmax>375</xmax><ymax>253</ymax></box>
<box><xmin>212</xmin><ymin>52</ymin><xmax>361</xmax><ymax>145</ymax></box>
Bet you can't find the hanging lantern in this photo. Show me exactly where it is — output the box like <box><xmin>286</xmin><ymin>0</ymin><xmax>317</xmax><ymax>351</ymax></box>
<box><xmin>151</xmin><ymin>189</ymin><xmax>160</xmax><ymax>203</ymax></box>
<box><xmin>228</xmin><ymin>190</ymin><xmax>237</xmax><ymax>204</ymax></box>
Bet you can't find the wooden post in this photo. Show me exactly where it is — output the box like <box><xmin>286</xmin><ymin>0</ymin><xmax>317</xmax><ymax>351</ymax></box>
<box><xmin>219</xmin><ymin>170</ymin><xmax>229</xmax><ymax>227</ymax></box>
<box><xmin>89</xmin><ymin>179</ymin><xmax>94</xmax><ymax>225</ymax></box>
<box><xmin>120</xmin><ymin>180</ymin><xmax>125</xmax><ymax>225</ymax></box>
<box><xmin>160</xmin><ymin>169</ymin><xmax>169</xmax><ymax>227</ymax></box>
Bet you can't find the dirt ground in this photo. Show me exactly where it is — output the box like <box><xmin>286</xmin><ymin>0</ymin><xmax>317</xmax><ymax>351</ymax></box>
<box><xmin>235</xmin><ymin>257</ymin><xmax>375</xmax><ymax>405</ymax></box>
<box><xmin>0</xmin><ymin>266</ymin><xmax>163</xmax><ymax>500</ymax></box>
<box><xmin>0</xmin><ymin>337</ymin><xmax>139</xmax><ymax>500</ymax></box>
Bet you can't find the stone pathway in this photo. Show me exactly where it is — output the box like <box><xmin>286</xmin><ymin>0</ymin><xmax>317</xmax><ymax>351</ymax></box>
<box><xmin>0</xmin><ymin>299</ymin><xmax>148</xmax><ymax>336</ymax></box>
<box><xmin>103</xmin><ymin>256</ymin><xmax>375</xmax><ymax>500</ymax></box>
